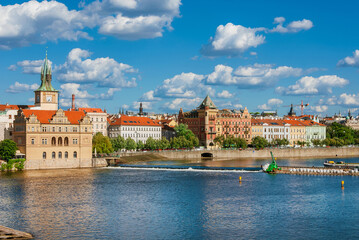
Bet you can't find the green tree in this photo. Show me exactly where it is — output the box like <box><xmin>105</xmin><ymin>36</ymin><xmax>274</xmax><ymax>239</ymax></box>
<box><xmin>92</xmin><ymin>133</ymin><xmax>113</xmax><ymax>154</ymax></box>
<box><xmin>145</xmin><ymin>137</ymin><xmax>157</xmax><ymax>150</ymax></box>
<box><xmin>251</xmin><ymin>136</ymin><xmax>269</xmax><ymax>150</ymax></box>
<box><xmin>0</xmin><ymin>139</ymin><xmax>17</xmax><ymax>161</ymax></box>
<box><xmin>214</xmin><ymin>135</ymin><xmax>224</xmax><ymax>147</ymax></box>
<box><xmin>174</xmin><ymin>124</ymin><xmax>195</xmax><ymax>138</ymax></box>
<box><xmin>158</xmin><ymin>137</ymin><xmax>170</xmax><ymax>149</ymax></box>
<box><xmin>137</xmin><ymin>140</ymin><xmax>144</xmax><ymax>150</ymax></box>
<box><xmin>235</xmin><ymin>137</ymin><xmax>248</xmax><ymax>149</ymax></box>
<box><xmin>125</xmin><ymin>137</ymin><xmax>137</xmax><ymax>150</ymax></box>
<box><xmin>111</xmin><ymin>136</ymin><xmax>126</xmax><ymax>151</ymax></box>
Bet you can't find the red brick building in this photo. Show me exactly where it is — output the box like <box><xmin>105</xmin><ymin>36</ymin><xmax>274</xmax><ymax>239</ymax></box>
<box><xmin>178</xmin><ymin>95</ymin><xmax>251</xmax><ymax>148</ymax></box>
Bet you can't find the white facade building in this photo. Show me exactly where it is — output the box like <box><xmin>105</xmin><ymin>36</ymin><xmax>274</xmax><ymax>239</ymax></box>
<box><xmin>108</xmin><ymin>115</ymin><xmax>161</xmax><ymax>143</ymax></box>
<box><xmin>79</xmin><ymin>108</ymin><xmax>108</xmax><ymax>136</ymax></box>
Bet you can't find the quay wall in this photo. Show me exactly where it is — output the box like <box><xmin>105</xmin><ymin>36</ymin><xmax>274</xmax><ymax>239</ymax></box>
<box><xmin>120</xmin><ymin>147</ymin><xmax>359</xmax><ymax>160</ymax></box>
<box><xmin>24</xmin><ymin>158</ymin><xmax>107</xmax><ymax>170</ymax></box>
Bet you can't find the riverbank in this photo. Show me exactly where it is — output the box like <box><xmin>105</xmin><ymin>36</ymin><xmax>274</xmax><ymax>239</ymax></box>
<box><xmin>115</xmin><ymin>147</ymin><xmax>359</xmax><ymax>163</ymax></box>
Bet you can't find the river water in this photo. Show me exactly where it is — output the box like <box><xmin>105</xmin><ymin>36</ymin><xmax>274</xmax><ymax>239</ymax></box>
<box><xmin>1</xmin><ymin>157</ymin><xmax>359</xmax><ymax>239</ymax></box>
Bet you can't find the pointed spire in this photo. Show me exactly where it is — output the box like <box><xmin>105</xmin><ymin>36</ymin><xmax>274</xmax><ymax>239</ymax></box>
<box><xmin>37</xmin><ymin>48</ymin><xmax>57</xmax><ymax>92</ymax></box>
<box><xmin>198</xmin><ymin>95</ymin><xmax>217</xmax><ymax>109</ymax></box>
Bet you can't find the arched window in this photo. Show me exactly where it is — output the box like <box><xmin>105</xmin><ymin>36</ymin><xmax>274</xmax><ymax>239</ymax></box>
<box><xmin>58</xmin><ymin>152</ymin><xmax>62</xmax><ymax>159</ymax></box>
<box><xmin>64</xmin><ymin>137</ymin><xmax>69</xmax><ymax>146</ymax></box>
<box><xmin>73</xmin><ymin>151</ymin><xmax>77</xmax><ymax>158</ymax></box>
<box><xmin>51</xmin><ymin>137</ymin><xmax>56</xmax><ymax>146</ymax></box>
<box><xmin>52</xmin><ymin>151</ymin><xmax>55</xmax><ymax>159</ymax></box>
<box><xmin>43</xmin><ymin>152</ymin><xmax>46</xmax><ymax>159</ymax></box>
<box><xmin>65</xmin><ymin>151</ymin><xmax>68</xmax><ymax>159</ymax></box>
<box><xmin>58</xmin><ymin>137</ymin><xmax>63</xmax><ymax>146</ymax></box>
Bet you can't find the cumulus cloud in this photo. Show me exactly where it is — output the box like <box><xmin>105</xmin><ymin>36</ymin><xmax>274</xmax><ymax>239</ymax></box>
<box><xmin>140</xmin><ymin>90</ymin><xmax>161</xmax><ymax>101</ymax></box>
<box><xmin>0</xmin><ymin>0</ymin><xmax>181</xmax><ymax>49</ymax></box>
<box><xmin>276</xmin><ymin>75</ymin><xmax>348</xmax><ymax>95</ymax></box>
<box><xmin>207</xmin><ymin>63</ymin><xmax>302</xmax><ymax>87</ymax></box>
<box><xmin>60</xmin><ymin>83</ymin><xmax>120</xmax><ymax>101</ymax></box>
<box><xmin>8</xmin><ymin>59</ymin><xmax>52</xmax><ymax>74</ymax></box>
<box><xmin>0</xmin><ymin>1</ymin><xmax>93</xmax><ymax>49</ymax></box>
<box><xmin>132</xmin><ymin>101</ymin><xmax>152</xmax><ymax>110</ymax></box>
<box><xmin>310</xmin><ymin>105</ymin><xmax>328</xmax><ymax>113</ymax></box>
<box><xmin>271</xmin><ymin>17</ymin><xmax>313</xmax><ymax>33</ymax></box>
<box><xmin>162</xmin><ymin>97</ymin><xmax>202</xmax><ymax>111</ymax></box>
<box><xmin>201</xmin><ymin>17</ymin><xmax>313</xmax><ymax>57</ymax></box>
<box><xmin>6</xmin><ymin>82</ymin><xmax>39</xmax><ymax>93</ymax></box>
<box><xmin>337</xmin><ymin>50</ymin><xmax>359</xmax><ymax>67</ymax></box>
<box><xmin>257</xmin><ymin>98</ymin><xmax>283</xmax><ymax>110</ymax></box>
<box><xmin>153</xmin><ymin>72</ymin><xmax>215</xmax><ymax>98</ymax></box>
<box><xmin>217</xmin><ymin>90</ymin><xmax>234</xmax><ymax>98</ymax></box>
<box><xmin>201</xmin><ymin>23</ymin><xmax>265</xmax><ymax>57</ymax></box>
<box><xmin>60</xmin><ymin>98</ymin><xmax>90</xmax><ymax>108</ymax></box>
<box><xmin>56</xmin><ymin>48</ymin><xmax>138</xmax><ymax>88</ymax></box>
<box><xmin>338</xmin><ymin>93</ymin><xmax>359</xmax><ymax>106</ymax></box>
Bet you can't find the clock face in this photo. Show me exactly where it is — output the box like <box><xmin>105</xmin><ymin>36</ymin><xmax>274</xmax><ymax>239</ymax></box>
<box><xmin>46</xmin><ymin>95</ymin><xmax>52</xmax><ymax>102</ymax></box>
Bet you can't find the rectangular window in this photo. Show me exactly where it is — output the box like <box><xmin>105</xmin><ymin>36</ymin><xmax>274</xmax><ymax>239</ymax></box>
<box><xmin>73</xmin><ymin>139</ymin><xmax>78</xmax><ymax>144</ymax></box>
<box><xmin>31</xmin><ymin>138</ymin><xmax>35</xmax><ymax>144</ymax></box>
<box><xmin>85</xmin><ymin>127</ymin><xmax>88</xmax><ymax>132</ymax></box>
<box><xmin>31</xmin><ymin>127</ymin><xmax>34</xmax><ymax>132</ymax></box>
<box><xmin>53</xmin><ymin>127</ymin><xmax>55</xmax><ymax>132</ymax></box>
<box><xmin>59</xmin><ymin>127</ymin><xmax>61</xmax><ymax>132</ymax></box>
<box><xmin>42</xmin><ymin>127</ymin><xmax>47</xmax><ymax>132</ymax></box>
<box><xmin>73</xmin><ymin>127</ymin><xmax>77</xmax><ymax>132</ymax></box>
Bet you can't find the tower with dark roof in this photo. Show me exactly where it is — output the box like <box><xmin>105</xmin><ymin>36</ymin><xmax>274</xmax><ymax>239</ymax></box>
<box><xmin>139</xmin><ymin>102</ymin><xmax>144</xmax><ymax>116</ymax></box>
<box><xmin>34</xmin><ymin>50</ymin><xmax>59</xmax><ymax>110</ymax></box>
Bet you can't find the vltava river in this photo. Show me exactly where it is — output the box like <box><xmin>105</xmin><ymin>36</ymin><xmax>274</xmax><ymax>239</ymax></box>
<box><xmin>1</xmin><ymin>157</ymin><xmax>359</xmax><ymax>239</ymax></box>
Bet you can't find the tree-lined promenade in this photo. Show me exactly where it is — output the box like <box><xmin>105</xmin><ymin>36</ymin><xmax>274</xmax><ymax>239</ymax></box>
<box><xmin>93</xmin><ymin>122</ymin><xmax>359</xmax><ymax>155</ymax></box>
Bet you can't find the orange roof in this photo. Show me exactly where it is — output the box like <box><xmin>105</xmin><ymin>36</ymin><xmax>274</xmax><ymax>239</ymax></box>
<box><xmin>251</xmin><ymin>119</ymin><xmax>288</xmax><ymax>126</ymax></box>
<box><xmin>22</xmin><ymin>109</ymin><xmax>86</xmax><ymax>125</ymax></box>
<box><xmin>0</xmin><ymin>104</ymin><xmax>34</xmax><ymax>111</ymax></box>
<box><xmin>110</xmin><ymin>115</ymin><xmax>160</xmax><ymax>126</ymax></box>
<box><xmin>78</xmin><ymin>108</ymin><xmax>104</xmax><ymax>113</ymax></box>
<box><xmin>283</xmin><ymin>119</ymin><xmax>307</xmax><ymax>126</ymax></box>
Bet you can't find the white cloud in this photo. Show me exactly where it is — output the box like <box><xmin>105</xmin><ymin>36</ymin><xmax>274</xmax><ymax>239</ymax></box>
<box><xmin>8</xmin><ymin>59</ymin><xmax>52</xmax><ymax>74</ymax></box>
<box><xmin>201</xmin><ymin>17</ymin><xmax>313</xmax><ymax>57</ymax></box>
<box><xmin>162</xmin><ymin>97</ymin><xmax>202</xmax><ymax>111</ymax></box>
<box><xmin>234</xmin><ymin>104</ymin><xmax>243</xmax><ymax>109</ymax></box>
<box><xmin>257</xmin><ymin>98</ymin><xmax>283</xmax><ymax>110</ymax></box>
<box><xmin>201</xmin><ymin>23</ymin><xmax>265</xmax><ymax>57</ymax></box>
<box><xmin>132</xmin><ymin>101</ymin><xmax>152</xmax><ymax>110</ymax></box>
<box><xmin>60</xmin><ymin>98</ymin><xmax>90</xmax><ymax>108</ymax></box>
<box><xmin>338</xmin><ymin>93</ymin><xmax>359</xmax><ymax>106</ymax></box>
<box><xmin>60</xmin><ymin>83</ymin><xmax>94</xmax><ymax>99</ymax></box>
<box><xmin>217</xmin><ymin>90</ymin><xmax>234</xmax><ymax>98</ymax></box>
<box><xmin>98</xmin><ymin>14</ymin><xmax>171</xmax><ymax>40</ymax></box>
<box><xmin>56</xmin><ymin>48</ymin><xmax>138</xmax><ymax>88</ymax></box>
<box><xmin>153</xmin><ymin>72</ymin><xmax>215</xmax><ymax>98</ymax></box>
<box><xmin>0</xmin><ymin>0</ymin><xmax>181</xmax><ymax>49</ymax></box>
<box><xmin>310</xmin><ymin>105</ymin><xmax>328</xmax><ymax>113</ymax></box>
<box><xmin>122</xmin><ymin>104</ymin><xmax>129</xmax><ymax>109</ymax></box>
<box><xmin>337</xmin><ymin>50</ymin><xmax>359</xmax><ymax>67</ymax></box>
<box><xmin>276</xmin><ymin>75</ymin><xmax>348</xmax><ymax>95</ymax></box>
<box><xmin>141</xmin><ymin>90</ymin><xmax>161</xmax><ymax>101</ymax></box>
<box><xmin>0</xmin><ymin>1</ymin><xmax>93</xmax><ymax>49</ymax></box>
<box><xmin>207</xmin><ymin>63</ymin><xmax>302</xmax><ymax>87</ymax></box>
<box><xmin>271</xmin><ymin>17</ymin><xmax>313</xmax><ymax>33</ymax></box>
<box><xmin>6</xmin><ymin>82</ymin><xmax>39</xmax><ymax>93</ymax></box>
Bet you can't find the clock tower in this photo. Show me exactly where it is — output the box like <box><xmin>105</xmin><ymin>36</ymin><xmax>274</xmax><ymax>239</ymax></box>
<box><xmin>34</xmin><ymin>51</ymin><xmax>59</xmax><ymax>110</ymax></box>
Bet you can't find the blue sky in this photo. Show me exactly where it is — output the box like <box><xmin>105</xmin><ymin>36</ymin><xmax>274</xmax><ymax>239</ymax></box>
<box><xmin>1</xmin><ymin>0</ymin><xmax>359</xmax><ymax>116</ymax></box>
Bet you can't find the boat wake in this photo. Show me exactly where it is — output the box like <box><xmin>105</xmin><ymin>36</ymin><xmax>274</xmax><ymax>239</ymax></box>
<box><xmin>106</xmin><ymin>165</ymin><xmax>262</xmax><ymax>173</ymax></box>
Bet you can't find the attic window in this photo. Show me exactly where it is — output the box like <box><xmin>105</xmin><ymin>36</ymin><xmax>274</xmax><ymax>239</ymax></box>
<box><xmin>124</xmin><ymin>121</ymin><xmax>128</xmax><ymax>123</ymax></box>
<box><xmin>129</xmin><ymin>121</ymin><xmax>133</xmax><ymax>123</ymax></box>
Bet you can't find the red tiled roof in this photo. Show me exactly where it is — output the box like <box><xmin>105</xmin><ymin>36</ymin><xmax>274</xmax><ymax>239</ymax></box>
<box><xmin>110</xmin><ymin>115</ymin><xmax>160</xmax><ymax>126</ymax></box>
<box><xmin>251</xmin><ymin>119</ymin><xmax>288</xmax><ymax>126</ymax></box>
<box><xmin>22</xmin><ymin>109</ymin><xmax>86</xmax><ymax>125</ymax></box>
<box><xmin>0</xmin><ymin>104</ymin><xmax>34</xmax><ymax>111</ymax></box>
<box><xmin>78</xmin><ymin>108</ymin><xmax>104</xmax><ymax>113</ymax></box>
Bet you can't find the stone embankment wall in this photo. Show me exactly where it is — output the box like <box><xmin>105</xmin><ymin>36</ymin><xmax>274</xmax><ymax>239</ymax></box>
<box><xmin>24</xmin><ymin>158</ymin><xmax>107</xmax><ymax>170</ymax></box>
<box><xmin>141</xmin><ymin>147</ymin><xmax>359</xmax><ymax>160</ymax></box>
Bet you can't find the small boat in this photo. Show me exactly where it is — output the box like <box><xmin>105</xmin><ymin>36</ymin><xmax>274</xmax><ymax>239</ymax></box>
<box><xmin>324</xmin><ymin>160</ymin><xmax>359</xmax><ymax>169</ymax></box>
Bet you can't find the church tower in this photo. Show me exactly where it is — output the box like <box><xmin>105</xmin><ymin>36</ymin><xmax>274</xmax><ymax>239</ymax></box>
<box><xmin>34</xmin><ymin>51</ymin><xmax>59</xmax><ymax>110</ymax></box>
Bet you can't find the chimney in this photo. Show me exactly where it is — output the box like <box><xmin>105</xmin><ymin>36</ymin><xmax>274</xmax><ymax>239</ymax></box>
<box><xmin>72</xmin><ymin>94</ymin><xmax>75</xmax><ymax>110</ymax></box>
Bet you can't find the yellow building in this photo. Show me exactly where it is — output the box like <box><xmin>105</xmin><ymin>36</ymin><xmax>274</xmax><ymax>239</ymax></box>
<box><xmin>12</xmin><ymin>53</ymin><xmax>93</xmax><ymax>169</ymax></box>
<box><xmin>283</xmin><ymin>120</ymin><xmax>306</xmax><ymax>145</ymax></box>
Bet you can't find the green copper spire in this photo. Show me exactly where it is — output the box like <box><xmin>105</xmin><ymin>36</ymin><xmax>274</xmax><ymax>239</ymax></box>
<box><xmin>36</xmin><ymin>49</ymin><xmax>57</xmax><ymax>92</ymax></box>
